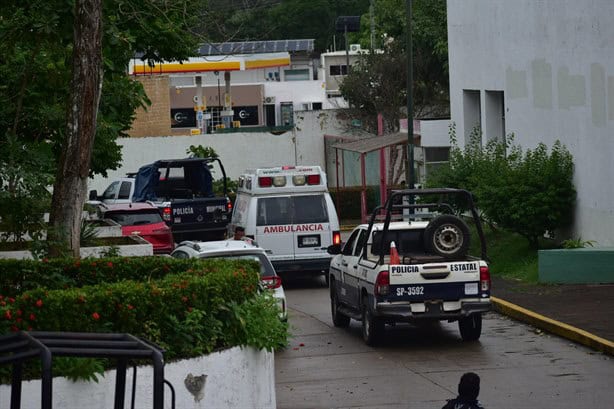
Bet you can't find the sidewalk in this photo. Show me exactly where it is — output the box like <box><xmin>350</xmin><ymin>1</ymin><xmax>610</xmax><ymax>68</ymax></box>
<box><xmin>491</xmin><ymin>276</ymin><xmax>614</xmax><ymax>355</ymax></box>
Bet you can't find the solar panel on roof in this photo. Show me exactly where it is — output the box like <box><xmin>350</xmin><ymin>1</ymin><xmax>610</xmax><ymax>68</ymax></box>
<box><xmin>196</xmin><ymin>39</ymin><xmax>315</xmax><ymax>56</ymax></box>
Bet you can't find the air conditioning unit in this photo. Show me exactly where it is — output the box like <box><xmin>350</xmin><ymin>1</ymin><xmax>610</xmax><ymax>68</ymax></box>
<box><xmin>264</xmin><ymin>96</ymin><xmax>276</xmax><ymax>104</ymax></box>
<box><xmin>350</xmin><ymin>44</ymin><xmax>361</xmax><ymax>52</ymax></box>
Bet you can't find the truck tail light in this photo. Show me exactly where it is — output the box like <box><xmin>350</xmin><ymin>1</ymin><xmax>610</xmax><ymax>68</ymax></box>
<box><xmin>162</xmin><ymin>207</ymin><xmax>172</xmax><ymax>222</ymax></box>
<box><xmin>480</xmin><ymin>266</ymin><xmax>491</xmax><ymax>292</ymax></box>
<box><xmin>375</xmin><ymin>271</ymin><xmax>390</xmax><ymax>296</ymax></box>
<box><xmin>332</xmin><ymin>231</ymin><xmax>341</xmax><ymax>245</ymax></box>
<box><xmin>227</xmin><ymin>197</ymin><xmax>233</xmax><ymax>212</ymax></box>
<box><xmin>306</xmin><ymin>174</ymin><xmax>320</xmax><ymax>185</ymax></box>
<box><xmin>258</xmin><ymin>177</ymin><xmax>272</xmax><ymax>187</ymax></box>
<box><xmin>262</xmin><ymin>275</ymin><xmax>282</xmax><ymax>289</ymax></box>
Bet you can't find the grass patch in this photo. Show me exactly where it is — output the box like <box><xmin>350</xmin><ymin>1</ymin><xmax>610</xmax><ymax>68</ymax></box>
<box><xmin>469</xmin><ymin>224</ymin><xmax>559</xmax><ymax>283</ymax></box>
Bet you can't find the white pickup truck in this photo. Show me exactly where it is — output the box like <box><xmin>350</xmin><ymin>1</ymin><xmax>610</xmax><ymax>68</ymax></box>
<box><xmin>327</xmin><ymin>188</ymin><xmax>491</xmax><ymax>346</ymax></box>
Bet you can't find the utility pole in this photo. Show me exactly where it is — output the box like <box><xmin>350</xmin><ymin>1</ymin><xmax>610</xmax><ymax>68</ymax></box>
<box><xmin>405</xmin><ymin>0</ymin><xmax>415</xmax><ymax>189</ymax></box>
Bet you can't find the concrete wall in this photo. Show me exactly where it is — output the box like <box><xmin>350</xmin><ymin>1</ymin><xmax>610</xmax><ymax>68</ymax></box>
<box><xmin>130</xmin><ymin>76</ymin><xmax>171</xmax><ymax>138</ymax></box>
<box><xmin>447</xmin><ymin>0</ymin><xmax>614</xmax><ymax>246</ymax></box>
<box><xmin>90</xmin><ymin>111</ymin><xmax>444</xmax><ymax>195</ymax></box>
<box><xmin>0</xmin><ymin>346</ymin><xmax>275</xmax><ymax>409</ymax></box>
<box><xmin>88</xmin><ymin>110</ymin><xmax>352</xmax><ymax>193</ymax></box>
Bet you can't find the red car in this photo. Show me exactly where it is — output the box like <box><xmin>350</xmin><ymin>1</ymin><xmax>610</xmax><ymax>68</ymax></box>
<box><xmin>101</xmin><ymin>203</ymin><xmax>175</xmax><ymax>254</ymax></box>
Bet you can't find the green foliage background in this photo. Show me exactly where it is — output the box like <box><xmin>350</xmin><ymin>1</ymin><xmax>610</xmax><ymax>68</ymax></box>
<box><xmin>0</xmin><ymin>0</ymin><xmax>202</xmax><ymax>178</ymax></box>
<box><xmin>426</xmin><ymin>127</ymin><xmax>576</xmax><ymax>248</ymax></box>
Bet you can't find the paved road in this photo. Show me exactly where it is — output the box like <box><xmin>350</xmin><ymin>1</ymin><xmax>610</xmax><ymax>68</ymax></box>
<box><xmin>275</xmin><ymin>276</ymin><xmax>614</xmax><ymax>409</ymax></box>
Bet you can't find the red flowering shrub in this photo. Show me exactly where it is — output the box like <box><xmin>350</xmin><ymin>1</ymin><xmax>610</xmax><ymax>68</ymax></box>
<box><xmin>0</xmin><ymin>257</ymin><xmax>288</xmax><ymax>383</ymax></box>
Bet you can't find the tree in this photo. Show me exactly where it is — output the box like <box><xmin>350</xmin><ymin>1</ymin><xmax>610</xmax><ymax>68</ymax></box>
<box><xmin>47</xmin><ymin>0</ymin><xmax>103</xmax><ymax>257</ymax></box>
<box><xmin>350</xmin><ymin>0</ymin><xmax>449</xmax><ymax>117</ymax></box>
<box><xmin>1</xmin><ymin>0</ymin><xmax>203</xmax><ymax>256</ymax></box>
<box><xmin>337</xmin><ymin>0</ymin><xmax>449</xmax><ymax>185</ymax></box>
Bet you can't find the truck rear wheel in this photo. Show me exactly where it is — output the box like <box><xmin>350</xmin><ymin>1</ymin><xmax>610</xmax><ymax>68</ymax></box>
<box><xmin>424</xmin><ymin>215</ymin><xmax>470</xmax><ymax>259</ymax></box>
<box><xmin>458</xmin><ymin>313</ymin><xmax>482</xmax><ymax>341</ymax></box>
<box><xmin>361</xmin><ymin>295</ymin><xmax>384</xmax><ymax>346</ymax></box>
<box><xmin>330</xmin><ymin>282</ymin><xmax>350</xmax><ymax>328</ymax></box>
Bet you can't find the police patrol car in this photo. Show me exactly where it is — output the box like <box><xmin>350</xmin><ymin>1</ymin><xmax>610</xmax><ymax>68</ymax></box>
<box><xmin>230</xmin><ymin>166</ymin><xmax>341</xmax><ymax>281</ymax></box>
<box><xmin>327</xmin><ymin>188</ymin><xmax>492</xmax><ymax>346</ymax></box>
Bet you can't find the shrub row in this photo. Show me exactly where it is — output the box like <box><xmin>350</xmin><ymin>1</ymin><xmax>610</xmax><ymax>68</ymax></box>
<box><xmin>0</xmin><ymin>256</ymin><xmax>217</xmax><ymax>297</ymax></box>
<box><xmin>0</xmin><ymin>258</ymin><xmax>288</xmax><ymax>382</ymax></box>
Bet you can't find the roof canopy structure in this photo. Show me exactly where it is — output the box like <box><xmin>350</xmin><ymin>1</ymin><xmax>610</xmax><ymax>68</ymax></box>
<box><xmin>130</xmin><ymin>52</ymin><xmax>290</xmax><ymax>75</ymax></box>
<box><xmin>327</xmin><ymin>131</ymin><xmax>420</xmax><ymax>223</ymax></box>
<box><xmin>330</xmin><ymin>133</ymin><xmax>410</xmax><ymax>154</ymax></box>
<box><xmin>131</xmin><ymin>39</ymin><xmax>314</xmax><ymax>76</ymax></box>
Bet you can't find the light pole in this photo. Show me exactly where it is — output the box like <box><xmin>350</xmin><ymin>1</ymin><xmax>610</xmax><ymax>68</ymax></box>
<box><xmin>405</xmin><ymin>0</ymin><xmax>415</xmax><ymax>189</ymax></box>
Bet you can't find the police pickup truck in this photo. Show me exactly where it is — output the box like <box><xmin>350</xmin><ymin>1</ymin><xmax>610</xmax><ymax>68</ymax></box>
<box><xmin>327</xmin><ymin>188</ymin><xmax>491</xmax><ymax>346</ymax></box>
<box><xmin>89</xmin><ymin>157</ymin><xmax>231</xmax><ymax>243</ymax></box>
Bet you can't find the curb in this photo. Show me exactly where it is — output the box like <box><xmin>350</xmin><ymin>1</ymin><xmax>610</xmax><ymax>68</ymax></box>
<box><xmin>491</xmin><ymin>296</ymin><xmax>614</xmax><ymax>356</ymax></box>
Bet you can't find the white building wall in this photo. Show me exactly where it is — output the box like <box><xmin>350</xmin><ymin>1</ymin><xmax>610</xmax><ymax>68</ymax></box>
<box><xmin>447</xmin><ymin>0</ymin><xmax>614</xmax><ymax>246</ymax></box>
<box><xmin>264</xmin><ymin>80</ymin><xmax>328</xmax><ymax>114</ymax></box>
<box><xmin>88</xmin><ymin>132</ymin><xmax>296</xmax><ymax>193</ymax></box>
<box><xmin>0</xmin><ymin>346</ymin><xmax>275</xmax><ymax>409</ymax></box>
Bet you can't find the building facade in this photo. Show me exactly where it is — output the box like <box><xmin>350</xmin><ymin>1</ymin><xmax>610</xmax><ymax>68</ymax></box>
<box><xmin>447</xmin><ymin>0</ymin><xmax>614</xmax><ymax>246</ymax></box>
<box><xmin>128</xmin><ymin>40</ymin><xmax>364</xmax><ymax>136</ymax></box>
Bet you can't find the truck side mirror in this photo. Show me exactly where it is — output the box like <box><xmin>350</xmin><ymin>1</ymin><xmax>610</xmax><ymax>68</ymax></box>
<box><xmin>88</xmin><ymin>190</ymin><xmax>98</xmax><ymax>201</ymax></box>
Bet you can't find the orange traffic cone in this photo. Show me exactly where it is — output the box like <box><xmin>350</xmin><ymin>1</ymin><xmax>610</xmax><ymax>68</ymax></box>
<box><xmin>390</xmin><ymin>241</ymin><xmax>400</xmax><ymax>265</ymax></box>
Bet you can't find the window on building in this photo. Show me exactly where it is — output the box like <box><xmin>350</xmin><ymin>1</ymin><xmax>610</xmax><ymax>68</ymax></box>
<box><xmin>329</xmin><ymin>65</ymin><xmax>348</xmax><ymax>76</ymax></box>
<box><xmin>485</xmin><ymin>90</ymin><xmax>505</xmax><ymax>143</ymax></box>
<box><xmin>284</xmin><ymin>69</ymin><xmax>310</xmax><ymax>81</ymax></box>
<box><xmin>424</xmin><ymin>147</ymin><xmax>450</xmax><ymax>163</ymax></box>
<box><xmin>312</xmin><ymin>102</ymin><xmax>323</xmax><ymax>110</ymax></box>
<box><xmin>463</xmin><ymin>90</ymin><xmax>482</xmax><ymax>145</ymax></box>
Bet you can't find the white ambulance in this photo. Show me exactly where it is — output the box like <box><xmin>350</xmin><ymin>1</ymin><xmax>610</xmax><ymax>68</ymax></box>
<box><xmin>230</xmin><ymin>165</ymin><xmax>341</xmax><ymax>281</ymax></box>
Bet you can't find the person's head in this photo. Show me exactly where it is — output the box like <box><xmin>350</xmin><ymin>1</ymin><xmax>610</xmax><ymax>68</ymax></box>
<box><xmin>233</xmin><ymin>226</ymin><xmax>245</xmax><ymax>240</ymax></box>
<box><xmin>458</xmin><ymin>372</ymin><xmax>480</xmax><ymax>400</ymax></box>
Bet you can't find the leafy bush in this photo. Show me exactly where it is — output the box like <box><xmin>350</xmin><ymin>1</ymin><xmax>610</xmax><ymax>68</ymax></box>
<box><xmin>427</xmin><ymin>126</ymin><xmax>576</xmax><ymax>248</ymax></box>
<box><xmin>0</xmin><ymin>257</ymin><xmax>220</xmax><ymax>297</ymax></box>
<box><xmin>0</xmin><ymin>135</ymin><xmax>54</xmax><ymax>243</ymax></box>
<box><xmin>0</xmin><ymin>258</ymin><xmax>288</xmax><ymax>382</ymax></box>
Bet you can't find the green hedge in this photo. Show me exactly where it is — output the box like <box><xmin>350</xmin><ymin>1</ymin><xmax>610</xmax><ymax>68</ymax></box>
<box><xmin>0</xmin><ymin>257</ymin><xmax>288</xmax><ymax>381</ymax></box>
<box><xmin>0</xmin><ymin>257</ymin><xmax>216</xmax><ymax>296</ymax></box>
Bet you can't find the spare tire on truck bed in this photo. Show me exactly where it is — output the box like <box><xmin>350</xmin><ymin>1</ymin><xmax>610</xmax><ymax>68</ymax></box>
<box><xmin>423</xmin><ymin>215</ymin><xmax>471</xmax><ymax>259</ymax></box>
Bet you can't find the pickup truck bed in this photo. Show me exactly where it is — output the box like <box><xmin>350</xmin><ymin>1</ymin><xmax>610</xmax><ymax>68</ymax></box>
<box><xmin>328</xmin><ymin>188</ymin><xmax>492</xmax><ymax>346</ymax></box>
